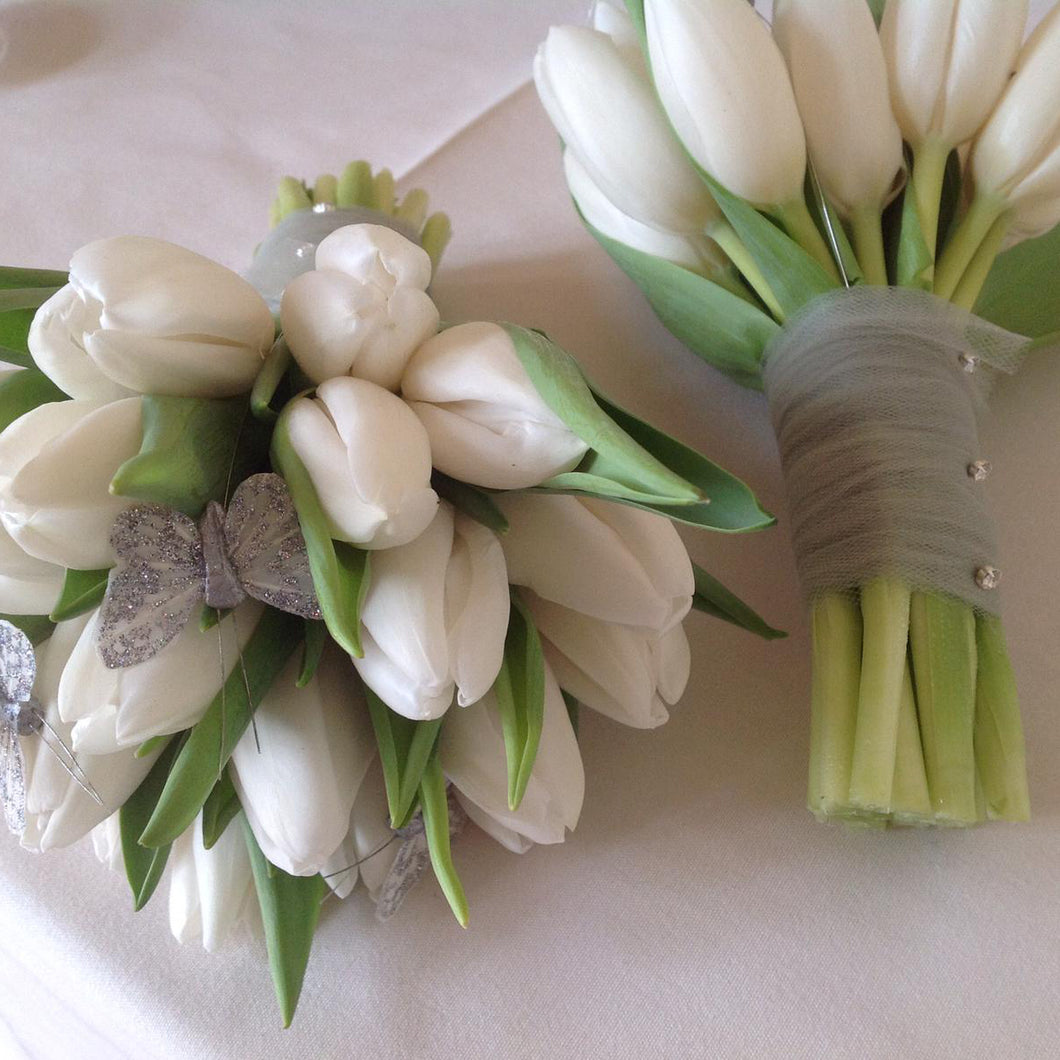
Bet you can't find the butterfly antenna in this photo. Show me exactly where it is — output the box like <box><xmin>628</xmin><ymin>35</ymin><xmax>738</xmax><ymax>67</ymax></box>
<box><xmin>229</xmin><ymin>609</ymin><xmax>260</xmax><ymax>754</ymax></box>
<box><xmin>223</xmin><ymin>407</ymin><xmax>252</xmax><ymax>508</ymax></box>
<box><xmin>321</xmin><ymin>834</ymin><xmax>399</xmax><ymax>881</ymax></box>
<box><xmin>34</xmin><ymin>709</ymin><xmax>105</xmax><ymax>806</ymax></box>
<box><xmin>808</xmin><ymin>156</ymin><xmax>850</xmax><ymax>288</ymax></box>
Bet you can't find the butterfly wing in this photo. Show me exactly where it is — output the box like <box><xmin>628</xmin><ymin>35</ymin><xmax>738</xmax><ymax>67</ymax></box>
<box><xmin>375</xmin><ymin>830</ymin><xmax>431</xmax><ymax>922</ymax></box>
<box><xmin>225</xmin><ymin>473</ymin><xmax>322</xmax><ymax>620</ymax></box>
<box><xmin>97</xmin><ymin>505</ymin><xmax>204</xmax><ymax>668</ymax></box>
<box><xmin>0</xmin><ymin>620</ymin><xmax>36</xmax><ymax>704</ymax></box>
<box><xmin>1</xmin><ymin>723</ymin><xmax>27</xmax><ymax>835</ymax></box>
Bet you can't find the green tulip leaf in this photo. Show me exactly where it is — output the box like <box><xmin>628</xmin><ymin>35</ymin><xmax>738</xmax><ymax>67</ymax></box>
<box><xmin>538</xmin><ymin>387</ymin><xmax>774</xmax><ymax>533</ymax></box>
<box><xmin>504</xmin><ymin>323</ymin><xmax>700</xmax><ymax>504</ymax></box>
<box><xmin>865</xmin><ymin>0</ymin><xmax>886</xmax><ymax>27</ymax></box>
<box><xmin>622</xmin><ymin>0</ymin><xmax>645</xmax><ymax>39</ymax></box>
<box><xmin>0</xmin><ymin>368</ymin><xmax>68</xmax><ymax>433</ymax></box>
<box><xmin>0</xmin><ymin>287</ymin><xmax>61</xmax><ymax>312</ymax></box>
<box><xmin>700</xmin><ymin>174</ymin><xmax>838</xmax><ymax>318</ymax></box>
<box><xmin>894</xmin><ymin>180</ymin><xmax>933</xmax><ymax>290</ymax></box>
<box><xmin>120</xmin><ymin>736</ymin><xmax>180</xmax><ymax>912</ymax></box>
<box><xmin>494</xmin><ymin>593</ymin><xmax>545</xmax><ymax>812</ymax></box>
<box><xmin>0</xmin><ymin>266</ymin><xmax>68</xmax><ymax>290</ymax></box>
<box><xmin>0</xmin><ymin>309</ymin><xmax>40</xmax><ymax>369</ymax></box>
<box><xmin>419</xmin><ymin>752</ymin><xmax>469</xmax><ymax>928</ymax></box>
<box><xmin>271</xmin><ymin>405</ymin><xmax>369</xmax><ymax>658</ymax></box>
<box><xmin>296</xmin><ymin>619</ymin><xmax>327</xmax><ymax>689</ymax></box>
<box><xmin>201</xmin><ymin>766</ymin><xmax>242</xmax><ymax>849</ymax></box>
<box><xmin>432</xmin><ymin>471</ymin><xmax>509</xmax><ymax>534</ymax></box>
<box><xmin>0</xmin><ymin>613</ymin><xmax>55</xmax><ymax>646</ymax></box>
<box><xmin>582</xmin><ymin>214</ymin><xmax>777</xmax><ymax>388</ymax></box>
<box><xmin>243</xmin><ymin>817</ymin><xmax>326</xmax><ymax>1028</ymax></box>
<box><xmin>111</xmin><ymin>395</ymin><xmax>270</xmax><ymax>518</ymax></box>
<box><xmin>49</xmin><ymin>567</ymin><xmax>110</xmax><ymax>623</ymax></box>
<box><xmin>976</xmin><ymin>221</ymin><xmax>1060</xmax><ymax>339</ymax></box>
<box><xmin>691</xmin><ymin>563</ymin><xmax>786</xmax><ymax>640</ymax></box>
<box><xmin>364</xmin><ymin>682</ymin><xmax>444</xmax><ymax>828</ymax></box>
<box><xmin>135</xmin><ymin>734</ymin><xmax>169</xmax><ymax>759</ymax></box>
<box><xmin>250</xmin><ymin>337</ymin><xmax>292</xmax><ymax>424</ymax></box>
<box><xmin>139</xmin><ymin>608</ymin><xmax>303</xmax><ymax>848</ymax></box>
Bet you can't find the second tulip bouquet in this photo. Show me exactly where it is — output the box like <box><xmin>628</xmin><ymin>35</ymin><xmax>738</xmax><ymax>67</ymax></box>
<box><xmin>536</xmin><ymin>0</ymin><xmax>1060</xmax><ymax>829</ymax></box>
<box><xmin>0</xmin><ymin>162</ymin><xmax>777</xmax><ymax>1024</ymax></box>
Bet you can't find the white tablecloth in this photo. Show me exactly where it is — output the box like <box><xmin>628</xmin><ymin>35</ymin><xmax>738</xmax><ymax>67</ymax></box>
<box><xmin>2</xmin><ymin>2</ymin><xmax>1059</xmax><ymax>1057</ymax></box>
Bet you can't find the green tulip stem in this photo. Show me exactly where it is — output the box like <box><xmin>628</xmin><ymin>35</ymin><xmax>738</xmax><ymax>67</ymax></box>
<box><xmin>911</xmin><ymin>140</ymin><xmax>951</xmax><ymax>260</ymax></box>
<box><xmin>807</xmin><ymin>592</ymin><xmax>862</xmax><ymax>819</ymax></box>
<box><xmin>890</xmin><ymin>659</ymin><xmax>933</xmax><ymax>823</ymax></box>
<box><xmin>934</xmin><ymin>194</ymin><xmax>1006</xmax><ymax>301</ymax></box>
<box><xmin>848</xmin><ymin>576</ymin><xmax>912</xmax><ymax>813</ymax></box>
<box><xmin>773</xmin><ymin>198</ymin><xmax>842</xmax><ymax>282</ymax></box>
<box><xmin>949</xmin><ymin>215</ymin><xmax>1010</xmax><ymax>312</ymax></box>
<box><xmin>909</xmin><ymin>591</ymin><xmax>978</xmax><ymax>824</ymax></box>
<box><xmin>707</xmin><ymin>220</ymin><xmax>785</xmax><ymax>321</ymax></box>
<box><xmin>974</xmin><ymin>613</ymin><xmax>1031</xmax><ymax>821</ymax></box>
<box><xmin>850</xmin><ymin>206</ymin><xmax>889</xmax><ymax>286</ymax></box>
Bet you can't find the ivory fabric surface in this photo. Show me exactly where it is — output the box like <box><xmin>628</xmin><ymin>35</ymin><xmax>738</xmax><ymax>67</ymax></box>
<box><xmin>2</xmin><ymin>2</ymin><xmax>1059</xmax><ymax>1057</ymax></box>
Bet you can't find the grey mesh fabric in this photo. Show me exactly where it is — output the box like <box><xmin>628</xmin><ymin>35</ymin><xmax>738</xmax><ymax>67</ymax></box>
<box><xmin>762</xmin><ymin>287</ymin><xmax>1031</xmax><ymax>614</ymax></box>
<box><xmin>244</xmin><ymin>206</ymin><xmax>422</xmax><ymax>311</ymax></box>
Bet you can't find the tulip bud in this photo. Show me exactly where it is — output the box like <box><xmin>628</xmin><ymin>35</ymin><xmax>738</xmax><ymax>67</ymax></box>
<box><xmin>285</xmin><ymin>377</ymin><xmax>438</xmax><ymax>550</ymax></box>
<box><xmin>592</xmin><ymin>0</ymin><xmax>642</xmax><ymax>61</ymax></box>
<box><xmin>880</xmin><ymin>0</ymin><xmax>1029</xmax><ymax>151</ymax></box>
<box><xmin>534</xmin><ymin>25</ymin><xmax>719</xmax><ymax>235</ymax></box>
<box><xmin>525</xmin><ymin>592</ymin><xmax>691</xmax><ymax>729</ymax></box>
<box><xmin>440</xmin><ymin>662</ymin><xmax>584</xmax><ymax>845</ymax></box>
<box><xmin>564</xmin><ymin>150</ymin><xmax>721</xmax><ymax>272</ymax></box>
<box><xmin>168</xmin><ymin>809</ymin><xmax>256</xmax><ymax>952</ymax></box>
<box><xmin>58</xmin><ymin>602</ymin><xmax>261</xmax><ymax>754</ymax></box>
<box><xmin>496</xmin><ymin>493</ymin><xmax>693</xmax><ymax>634</ymax></box>
<box><xmin>0</xmin><ymin>397</ymin><xmax>143</xmax><ymax>569</ymax></box>
<box><xmin>21</xmin><ymin>615</ymin><xmax>161</xmax><ymax>852</ymax></box>
<box><xmin>91</xmin><ymin>813</ymin><xmax>124</xmax><ymax>871</ymax></box>
<box><xmin>970</xmin><ymin>6</ymin><xmax>1060</xmax><ymax>228</ymax></box>
<box><xmin>0</xmin><ymin>521</ymin><xmax>64</xmax><ymax>615</ymax></box>
<box><xmin>231</xmin><ymin>650</ymin><xmax>376</xmax><ymax>877</ymax></box>
<box><xmin>353</xmin><ymin>502</ymin><xmax>509</xmax><ymax>720</ymax></box>
<box><xmin>280</xmin><ymin>224</ymin><xmax>440</xmax><ymax>390</ymax></box>
<box><xmin>29</xmin><ymin>237</ymin><xmax>274</xmax><ymax>401</ymax></box>
<box><xmin>402</xmin><ymin>322</ymin><xmax>589</xmax><ymax>490</ymax></box>
<box><xmin>644</xmin><ymin>0</ymin><xmax>807</xmax><ymax>210</ymax></box>
<box><xmin>773</xmin><ymin>0</ymin><xmax>904</xmax><ymax>219</ymax></box>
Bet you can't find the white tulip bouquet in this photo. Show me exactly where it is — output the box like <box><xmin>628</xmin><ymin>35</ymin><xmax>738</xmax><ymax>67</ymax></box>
<box><xmin>537</xmin><ymin>0</ymin><xmax>1060</xmax><ymax>829</ymax></box>
<box><xmin>0</xmin><ymin>162</ymin><xmax>778</xmax><ymax>1024</ymax></box>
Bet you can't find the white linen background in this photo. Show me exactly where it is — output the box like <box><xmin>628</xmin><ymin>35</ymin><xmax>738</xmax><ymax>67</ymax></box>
<box><xmin>2</xmin><ymin>1</ymin><xmax>1059</xmax><ymax>1057</ymax></box>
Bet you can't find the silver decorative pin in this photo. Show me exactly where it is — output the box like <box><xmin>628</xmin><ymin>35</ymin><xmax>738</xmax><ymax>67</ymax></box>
<box><xmin>1</xmin><ymin>620</ymin><xmax>103</xmax><ymax>835</ymax></box>
<box><xmin>967</xmin><ymin>459</ymin><xmax>992</xmax><ymax>482</ymax></box>
<box><xmin>975</xmin><ymin>565</ymin><xmax>1002</xmax><ymax>590</ymax></box>
<box><xmin>97</xmin><ymin>473</ymin><xmax>322</xmax><ymax>670</ymax></box>
<box><xmin>958</xmin><ymin>352</ymin><xmax>979</xmax><ymax>373</ymax></box>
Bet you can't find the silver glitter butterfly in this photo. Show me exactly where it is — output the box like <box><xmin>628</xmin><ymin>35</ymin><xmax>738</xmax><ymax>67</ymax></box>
<box><xmin>97</xmin><ymin>473</ymin><xmax>321</xmax><ymax>670</ymax></box>
<box><xmin>1</xmin><ymin>620</ymin><xmax>102</xmax><ymax>834</ymax></box>
<box><xmin>376</xmin><ymin>791</ymin><xmax>467</xmax><ymax>922</ymax></box>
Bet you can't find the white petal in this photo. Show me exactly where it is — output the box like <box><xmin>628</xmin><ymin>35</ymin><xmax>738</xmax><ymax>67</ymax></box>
<box><xmin>315</xmin><ymin>224</ymin><xmax>433</xmax><ymax>291</ymax></box>
<box><xmin>455</xmin><ymin>792</ymin><xmax>534</xmax><ymax>854</ymax></box>
<box><xmin>651</xmin><ymin>623</ymin><xmax>691</xmax><ymax>705</ymax></box>
<box><xmin>352</xmin><ymin>630</ymin><xmax>455</xmax><ymax>721</ymax></box>
<box><xmin>446</xmin><ymin>513</ymin><xmax>509</xmax><ymax>706</ymax></box>
<box><xmin>0</xmin><ymin>397</ymin><xmax>143</xmax><ymax>569</ymax></box>
<box><xmin>351</xmin><ymin>286</ymin><xmax>439</xmax><ymax>391</ymax></box>
<box><xmin>349</xmin><ymin>758</ymin><xmax>398</xmax><ymax>900</ymax></box>
<box><xmin>232</xmin><ymin>650</ymin><xmax>375</xmax><ymax>876</ymax></box>
<box><xmin>0</xmin><ymin>521</ymin><xmax>65</xmax><ymax>614</ymax></box>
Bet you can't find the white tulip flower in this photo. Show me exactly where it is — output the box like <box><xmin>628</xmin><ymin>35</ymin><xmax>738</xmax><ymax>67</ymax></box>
<box><xmin>0</xmin><ymin>521</ymin><xmax>64</xmax><ymax>615</ymax></box>
<box><xmin>971</xmin><ymin>5</ymin><xmax>1060</xmax><ymax>227</ymax></box>
<box><xmin>281</xmin><ymin>224</ymin><xmax>440</xmax><ymax>390</ymax></box>
<box><xmin>353</xmin><ymin>502</ymin><xmax>509</xmax><ymax>720</ymax></box>
<box><xmin>58</xmin><ymin>603</ymin><xmax>261</xmax><ymax>754</ymax></box>
<box><xmin>231</xmin><ymin>650</ymin><xmax>376</xmax><ymax>877</ymax></box>
<box><xmin>29</xmin><ymin>236</ymin><xmax>274</xmax><ymax>401</ymax></box>
<box><xmin>496</xmin><ymin>493</ymin><xmax>694</xmax><ymax>634</ymax></box>
<box><xmin>880</xmin><ymin>0</ymin><xmax>1029</xmax><ymax>152</ymax></box>
<box><xmin>773</xmin><ymin>0</ymin><xmax>904</xmax><ymax>220</ymax></box>
<box><xmin>564</xmin><ymin>150</ymin><xmax>721</xmax><ymax>272</ymax></box>
<box><xmin>402</xmin><ymin>322</ymin><xmax>589</xmax><ymax>490</ymax></box>
<box><xmin>91</xmin><ymin>813</ymin><xmax>124</xmax><ymax>871</ymax></box>
<box><xmin>526</xmin><ymin>592</ymin><xmax>691</xmax><ymax>729</ymax></box>
<box><xmin>322</xmin><ymin>758</ymin><xmax>393</xmax><ymax>901</ymax></box>
<box><xmin>592</xmin><ymin>0</ymin><xmax>642</xmax><ymax>61</ymax></box>
<box><xmin>285</xmin><ymin>376</ymin><xmax>438</xmax><ymax>550</ymax></box>
<box><xmin>0</xmin><ymin>397</ymin><xmax>143</xmax><ymax>569</ymax></box>
<box><xmin>168</xmin><ymin>810</ymin><xmax>257</xmax><ymax>953</ymax></box>
<box><xmin>21</xmin><ymin>616</ymin><xmax>161</xmax><ymax>852</ymax></box>
<box><xmin>534</xmin><ymin>25</ymin><xmax>720</xmax><ymax>235</ymax></box>
<box><xmin>644</xmin><ymin>0</ymin><xmax>807</xmax><ymax>211</ymax></box>
<box><xmin>440</xmin><ymin>662</ymin><xmax>584</xmax><ymax>845</ymax></box>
